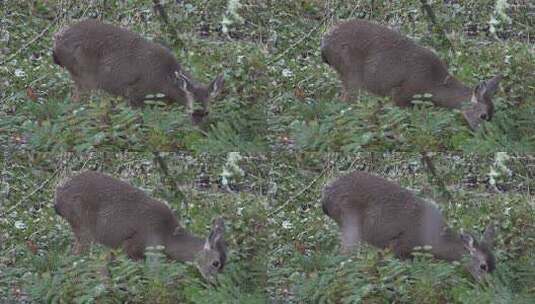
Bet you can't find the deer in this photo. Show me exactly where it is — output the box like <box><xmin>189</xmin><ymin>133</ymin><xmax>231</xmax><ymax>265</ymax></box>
<box><xmin>321</xmin><ymin>170</ymin><xmax>496</xmax><ymax>281</ymax></box>
<box><xmin>54</xmin><ymin>171</ymin><xmax>227</xmax><ymax>281</ymax></box>
<box><xmin>52</xmin><ymin>19</ymin><xmax>224</xmax><ymax>122</ymax></box>
<box><xmin>321</xmin><ymin>19</ymin><xmax>502</xmax><ymax>130</ymax></box>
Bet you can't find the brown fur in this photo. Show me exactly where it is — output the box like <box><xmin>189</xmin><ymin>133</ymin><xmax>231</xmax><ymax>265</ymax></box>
<box><xmin>53</xmin><ymin>19</ymin><xmax>224</xmax><ymax>114</ymax></box>
<box><xmin>321</xmin><ymin>171</ymin><xmax>496</xmax><ymax>280</ymax></box>
<box><xmin>54</xmin><ymin>171</ymin><xmax>227</xmax><ymax>280</ymax></box>
<box><xmin>321</xmin><ymin>19</ymin><xmax>501</xmax><ymax>130</ymax></box>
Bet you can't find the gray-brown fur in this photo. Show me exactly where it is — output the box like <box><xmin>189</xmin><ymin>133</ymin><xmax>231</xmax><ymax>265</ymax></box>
<box><xmin>321</xmin><ymin>171</ymin><xmax>496</xmax><ymax>281</ymax></box>
<box><xmin>54</xmin><ymin>171</ymin><xmax>227</xmax><ymax>280</ymax></box>
<box><xmin>321</xmin><ymin>19</ymin><xmax>502</xmax><ymax>130</ymax></box>
<box><xmin>53</xmin><ymin>19</ymin><xmax>224</xmax><ymax>115</ymax></box>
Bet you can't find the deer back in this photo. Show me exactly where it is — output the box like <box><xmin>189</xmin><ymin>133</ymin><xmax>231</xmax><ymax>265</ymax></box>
<box><xmin>54</xmin><ymin>171</ymin><xmax>180</xmax><ymax>249</ymax></box>
<box><xmin>321</xmin><ymin>19</ymin><xmax>501</xmax><ymax>129</ymax></box>
<box><xmin>53</xmin><ymin>19</ymin><xmax>224</xmax><ymax>111</ymax></box>
<box><xmin>321</xmin><ymin>171</ymin><xmax>496</xmax><ymax>280</ymax></box>
<box><xmin>322</xmin><ymin>171</ymin><xmax>446</xmax><ymax>254</ymax></box>
<box><xmin>54</xmin><ymin>171</ymin><xmax>228</xmax><ymax>281</ymax></box>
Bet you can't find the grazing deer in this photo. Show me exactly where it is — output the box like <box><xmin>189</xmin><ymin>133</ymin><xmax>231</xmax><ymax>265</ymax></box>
<box><xmin>54</xmin><ymin>171</ymin><xmax>227</xmax><ymax>280</ymax></box>
<box><xmin>321</xmin><ymin>19</ymin><xmax>502</xmax><ymax>130</ymax></box>
<box><xmin>321</xmin><ymin>171</ymin><xmax>496</xmax><ymax>281</ymax></box>
<box><xmin>53</xmin><ymin>19</ymin><xmax>224</xmax><ymax>119</ymax></box>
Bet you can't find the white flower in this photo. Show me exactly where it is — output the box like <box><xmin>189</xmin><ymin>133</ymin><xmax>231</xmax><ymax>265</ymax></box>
<box><xmin>282</xmin><ymin>220</ymin><xmax>292</xmax><ymax>229</ymax></box>
<box><xmin>14</xmin><ymin>220</ymin><xmax>27</xmax><ymax>230</ymax></box>
<box><xmin>282</xmin><ymin>69</ymin><xmax>293</xmax><ymax>78</ymax></box>
<box><xmin>14</xmin><ymin>69</ymin><xmax>26</xmax><ymax>77</ymax></box>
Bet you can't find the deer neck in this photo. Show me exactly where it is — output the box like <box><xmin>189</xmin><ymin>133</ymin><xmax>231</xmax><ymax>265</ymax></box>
<box><xmin>164</xmin><ymin>229</ymin><xmax>204</xmax><ymax>262</ymax></box>
<box><xmin>430</xmin><ymin>76</ymin><xmax>473</xmax><ymax>109</ymax></box>
<box><xmin>429</xmin><ymin>228</ymin><xmax>467</xmax><ymax>261</ymax></box>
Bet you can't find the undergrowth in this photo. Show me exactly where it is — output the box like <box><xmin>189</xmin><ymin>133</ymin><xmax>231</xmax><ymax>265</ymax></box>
<box><xmin>1</xmin><ymin>0</ymin><xmax>534</xmax><ymax>151</ymax></box>
<box><xmin>1</xmin><ymin>153</ymin><xmax>534</xmax><ymax>303</ymax></box>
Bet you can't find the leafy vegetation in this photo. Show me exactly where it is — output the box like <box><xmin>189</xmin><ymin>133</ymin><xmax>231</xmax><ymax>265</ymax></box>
<box><xmin>1</xmin><ymin>153</ymin><xmax>534</xmax><ymax>303</ymax></box>
<box><xmin>1</xmin><ymin>0</ymin><xmax>534</xmax><ymax>302</ymax></box>
<box><xmin>1</xmin><ymin>0</ymin><xmax>534</xmax><ymax>151</ymax></box>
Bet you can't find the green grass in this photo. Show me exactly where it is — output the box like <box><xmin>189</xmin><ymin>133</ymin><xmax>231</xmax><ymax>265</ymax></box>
<box><xmin>1</xmin><ymin>0</ymin><xmax>534</xmax><ymax>302</ymax></box>
<box><xmin>1</xmin><ymin>153</ymin><xmax>534</xmax><ymax>303</ymax></box>
<box><xmin>1</xmin><ymin>0</ymin><xmax>534</xmax><ymax>151</ymax></box>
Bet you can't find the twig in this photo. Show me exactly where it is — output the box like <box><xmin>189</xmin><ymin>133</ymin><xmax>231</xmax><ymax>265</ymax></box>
<box><xmin>5</xmin><ymin>166</ymin><xmax>61</xmax><ymax>214</ymax></box>
<box><xmin>0</xmin><ymin>13</ymin><xmax>62</xmax><ymax>66</ymax></box>
<box><xmin>153</xmin><ymin>0</ymin><xmax>170</xmax><ymax>24</ymax></box>
<box><xmin>419</xmin><ymin>0</ymin><xmax>452</xmax><ymax>48</ymax></box>
<box><xmin>152</xmin><ymin>152</ymin><xmax>187</xmax><ymax>211</ymax></box>
<box><xmin>267</xmin><ymin>1</ymin><xmax>341</xmax><ymax>65</ymax></box>
<box><xmin>153</xmin><ymin>152</ymin><xmax>170</xmax><ymax>176</ymax></box>
<box><xmin>419</xmin><ymin>0</ymin><xmax>439</xmax><ymax>28</ymax></box>
<box><xmin>420</xmin><ymin>152</ymin><xmax>452</xmax><ymax>201</ymax></box>
<box><xmin>268</xmin><ymin>164</ymin><xmax>330</xmax><ymax>217</ymax></box>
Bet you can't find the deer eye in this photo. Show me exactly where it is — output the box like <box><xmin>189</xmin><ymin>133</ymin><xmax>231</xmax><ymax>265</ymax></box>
<box><xmin>480</xmin><ymin>264</ymin><xmax>488</xmax><ymax>272</ymax></box>
<box><xmin>212</xmin><ymin>261</ymin><xmax>220</xmax><ymax>268</ymax></box>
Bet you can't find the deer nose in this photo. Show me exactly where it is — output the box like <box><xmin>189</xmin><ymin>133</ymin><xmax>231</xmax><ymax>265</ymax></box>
<box><xmin>480</xmin><ymin>113</ymin><xmax>488</xmax><ymax>120</ymax></box>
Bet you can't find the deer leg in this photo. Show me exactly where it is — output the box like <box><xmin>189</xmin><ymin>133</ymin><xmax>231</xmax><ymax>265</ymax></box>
<box><xmin>125</xmin><ymin>86</ymin><xmax>145</xmax><ymax>108</ymax></box>
<box><xmin>72</xmin><ymin>230</ymin><xmax>92</xmax><ymax>255</ymax></box>
<box><xmin>70</xmin><ymin>74</ymin><xmax>90</xmax><ymax>102</ymax></box>
<box><xmin>391</xmin><ymin>86</ymin><xmax>413</xmax><ymax>107</ymax></box>
<box><xmin>341</xmin><ymin>90</ymin><xmax>351</xmax><ymax>102</ymax></box>
<box><xmin>71</xmin><ymin>83</ymin><xmax>89</xmax><ymax>102</ymax></box>
<box><xmin>67</xmin><ymin>214</ymin><xmax>91</xmax><ymax>254</ymax></box>
<box><xmin>98</xmin><ymin>251</ymin><xmax>115</xmax><ymax>285</ymax></box>
<box><xmin>122</xmin><ymin>233</ymin><xmax>145</xmax><ymax>260</ymax></box>
<box><xmin>340</xmin><ymin>216</ymin><xmax>361</xmax><ymax>254</ymax></box>
<box><xmin>129</xmin><ymin>97</ymin><xmax>145</xmax><ymax>108</ymax></box>
<box><xmin>340</xmin><ymin>81</ymin><xmax>356</xmax><ymax>103</ymax></box>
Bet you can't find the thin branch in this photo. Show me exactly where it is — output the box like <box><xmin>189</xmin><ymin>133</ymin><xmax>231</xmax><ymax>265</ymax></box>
<box><xmin>153</xmin><ymin>0</ymin><xmax>170</xmax><ymax>24</ymax></box>
<box><xmin>0</xmin><ymin>4</ymin><xmax>69</xmax><ymax>67</ymax></box>
<box><xmin>6</xmin><ymin>166</ymin><xmax>61</xmax><ymax>214</ymax></box>
<box><xmin>267</xmin><ymin>1</ymin><xmax>341</xmax><ymax>65</ymax></box>
<box><xmin>268</xmin><ymin>164</ymin><xmax>330</xmax><ymax>217</ymax></box>
<box><xmin>152</xmin><ymin>152</ymin><xmax>187</xmax><ymax>212</ymax></box>
<box><xmin>419</xmin><ymin>0</ymin><xmax>452</xmax><ymax>48</ymax></box>
<box><xmin>153</xmin><ymin>152</ymin><xmax>170</xmax><ymax>176</ymax></box>
<box><xmin>421</xmin><ymin>152</ymin><xmax>452</xmax><ymax>202</ymax></box>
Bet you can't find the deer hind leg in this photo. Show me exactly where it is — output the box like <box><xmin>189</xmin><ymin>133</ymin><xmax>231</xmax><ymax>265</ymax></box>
<box><xmin>122</xmin><ymin>233</ymin><xmax>145</xmax><ymax>260</ymax></box>
<box><xmin>71</xmin><ymin>81</ymin><xmax>89</xmax><ymax>103</ymax></box>
<box><xmin>340</xmin><ymin>77</ymin><xmax>359</xmax><ymax>103</ymax></box>
<box><xmin>98</xmin><ymin>251</ymin><xmax>116</xmax><ymax>285</ymax></box>
<box><xmin>128</xmin><ymin>97</ymin><xmax>145</xmax><ymax>108</ymax></box>
<box><xmin>341</xmin><ymin>86</ymin><xmax>352</xmax><ymax>103</ymax></box>
<box><xmin>67</xmin><ymin>209</ymin><xmax>93</xmax><ymax>255</ymax></box>
<box><xmin>340</xmin><ymin>216</ymin><xmax>362</xmax><ymax>254</ymax></box>
<box><xmin>391</xmin><ymin>86</ymin><xmax>413</xmax><ymax>108</ymax></box>
<box><xmin>124</xmin><ymin>85</ymin><xmax>146</xmax><ymax>108</ymax></box>
<box><xmin>71</xmin><ymin>228</ymin><xmax>92</xmax><ymax>255</ymax></box>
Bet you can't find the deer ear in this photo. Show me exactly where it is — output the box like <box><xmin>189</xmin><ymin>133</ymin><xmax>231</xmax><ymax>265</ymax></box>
<box><xmin>482</xmin><ymin>224</ymin><xmax>496</xmax><ymax>248</ymax></box>
<box><xmin>460</xmin><ymin>233</ymin><xmax>477</xmax><ymax>255</ymax></box>
<box><xmin>204</xmin><ymin>217</ymin><xmax>225</xmax><ymax>250</ymax></box>
<box><xmin>208</xmin><ymin>74</ymin><xmax>224</xmax><ymax>99</ymax></box>
<box><xmin>475</xmin><ymin>74</ymin><xmax>502</xmax><ymax>101</ymax></box>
